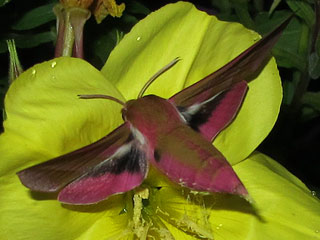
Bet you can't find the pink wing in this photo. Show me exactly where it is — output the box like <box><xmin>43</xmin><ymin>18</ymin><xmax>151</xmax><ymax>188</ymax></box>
<box><xmin>169</xmin><ymin>18</ymin><xmax>290</xmax><ymax>141</ymax></box>
<box><xmin>176</xmin><ymin>81</ymin><xmax>248</xmax><ymax>141</ymax></box>
<box><xmin>17</xmin><ymin>123</ymin><xmax>149</xmax><ymax>204</ymax></box>
<box><xmin>58</xmin><ymin>141</ymin><xmax>148</xmax><ymax>204</ymax></box>
<box><xmin>152</xmin><ymin>124</ymin><xmax>247</xmax><ymax>197</ymax></box>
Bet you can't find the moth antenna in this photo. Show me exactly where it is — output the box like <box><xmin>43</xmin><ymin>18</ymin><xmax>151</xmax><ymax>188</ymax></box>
<box><xmin>138</xmin><ymin>57</ymin><xmax>180</xmax><ymax>98</ymax></box>
<box><xmin>78</xmin><ymin>94</ymin><xmax>125</xmax><ymax>106</ymax></box>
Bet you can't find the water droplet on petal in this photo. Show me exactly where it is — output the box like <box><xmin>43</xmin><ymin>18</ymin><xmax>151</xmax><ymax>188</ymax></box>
<box><xmin>51</xmin><ymin>61</ymin><xmax>57</xmax><ymax>68</ymax></box>
<box><xmin>136</xmin><ymin>36</ymin><xmax>141</xmax><ymax>41</ymax></box>
<box><xmin>218</xmin><ymin>223</ymin><xmax>223</xmax><ymax>227</ymax></box>
<box><xmin>119</xmin><ymin>207</ymin><xmax>127</xmax><ymax>215</ymax></box>
<box><xmin>31</xmin><ymin>69</ymin><xmax>36</xmax><ymax>75</ymax></box>
<box><xmin>311</xmin><ymin>191</ymin><xmax>317</xmax><ymax>196</ymax></box>
<box><xmin>315</xmin><ymin>229</ymin><xmax>319</xmax><ymax>233</ymax></box>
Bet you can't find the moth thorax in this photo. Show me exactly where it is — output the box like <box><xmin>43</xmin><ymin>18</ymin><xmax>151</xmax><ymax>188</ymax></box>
<box><xmin>125</xmin><ymin>95</ymin><xmax>183</xmax><ymax>137</ymax></box>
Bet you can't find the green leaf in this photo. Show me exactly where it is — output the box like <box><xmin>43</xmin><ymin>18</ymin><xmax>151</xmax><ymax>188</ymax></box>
<box><xmin>13</xmin><ymin>31</ymin><xmax>55</xmax><ymax>49</ymax></box>
<box><xmin>253</xmin><ymin>0</ymin><xmax>264</xmax><ymax>12</ymax></box>
<box><xmin>269</xmin><ymin>0</ymin><xmax>283</xmax><ymax>15</ymax></box>
<box><xmin>92</xmin><ymin>29</ymin><xmax>119</xmax><ymax>66</ymax></box>
<box><xmin>309</xmin><ymin>52</ymin><xmax>320</xmax><ymax>79</ymax></box>
<box><xmin>302</xmin><ymin>91</ymin><xmax>320</xmax><ymax>111</ymax></box>
<box><xmin>272</xmin><ymin>47</ymin><xmax>306</xmax><ymax>70</ymax></box>
<box><xmin>301</xmin><ymin>91</ymin><xmax>320</xmax><ymax>120</ymax></box>
<box><xmin>286</xmin><ymin>0</ymin><xmax>315</xmax><ymax>27</ymax></box>
<box><xmin>210</xmin><ymin>0</ymin><xmax>232</xmax><ymax>14</ymax></box>
<box><xmin>12</xmin><ymin>3</ymin><xmax>56</xmax><ymax>30</ymax></box>
<box><xmin>0</xmin><ymin>0</ymin><xmax>10</xmax><ymax>7</ymax></box>
<box><xmin>282</xmin><ymin>80</ymin><xmax>296</xmax><ymax>105</ymax></box>
<box><xmin>230</xmin><ymin>0</ymin><xmax>255</xmax><ymax>29</ymax></box>
<box><xmin>255</xmin><ymin>10</ymin><xmax>292</xmax><ymax>34</ymax></box>
<box><xmin>301</xmin><ymin>107</ymin><xmax>320</xmax><ymax>121</ymax></box>
<box><xmin>121</xmin><ymin>13</ymin><xmax>139</xmax><ymax>25</ymax></box>
<box><xmin>256</xmin><ymin>13</ymin><xmax>307</xmax><ymax>70</ymax></box>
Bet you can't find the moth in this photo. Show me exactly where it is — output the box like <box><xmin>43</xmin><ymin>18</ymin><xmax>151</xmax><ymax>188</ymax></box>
<box><xmin>17</xmin><ymin>19</ymin><xmax>290</xmax><ymax>205</ymax></box>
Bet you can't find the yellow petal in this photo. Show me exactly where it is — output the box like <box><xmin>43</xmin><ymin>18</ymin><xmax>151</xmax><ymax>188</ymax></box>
<box><xmin>0</xmin><ymin>167</ymin><xmax>129</xmax><ymax>240</ymax></box>
<box><xmin>3</xmin><ymin>57</ymin><xmax>123</xmax><ymax>171</ymax></box>
<box><xmin>233</xmin><ymin>152</ymin><xmax>320</xmax><ymax>239</ymax></box>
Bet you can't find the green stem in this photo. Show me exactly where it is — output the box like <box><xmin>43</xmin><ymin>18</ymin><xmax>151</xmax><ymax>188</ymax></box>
<box><xmin>6</xmin><ymin>39</ymin><xmax>23</xmax><ymax>84</ymax></box>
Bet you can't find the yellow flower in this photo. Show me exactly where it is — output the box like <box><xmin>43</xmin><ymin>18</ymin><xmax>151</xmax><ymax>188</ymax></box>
<box><xmin>0</xmin><ymin>2</ymin><xmax>319</xmax><ymax>239</ymax></box>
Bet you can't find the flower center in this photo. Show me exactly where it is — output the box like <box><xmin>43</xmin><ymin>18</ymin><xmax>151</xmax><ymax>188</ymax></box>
<box><xmin>124</xmin><ymin>184</ymin><xmax>215</xmax><ymax>239</ymax></box>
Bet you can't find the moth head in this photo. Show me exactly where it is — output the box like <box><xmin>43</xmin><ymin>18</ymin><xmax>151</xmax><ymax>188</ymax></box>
<box><xmin>121</xmin><ymin>100</ymin><xmax>135</xmax><ymax>121</ymax></box>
